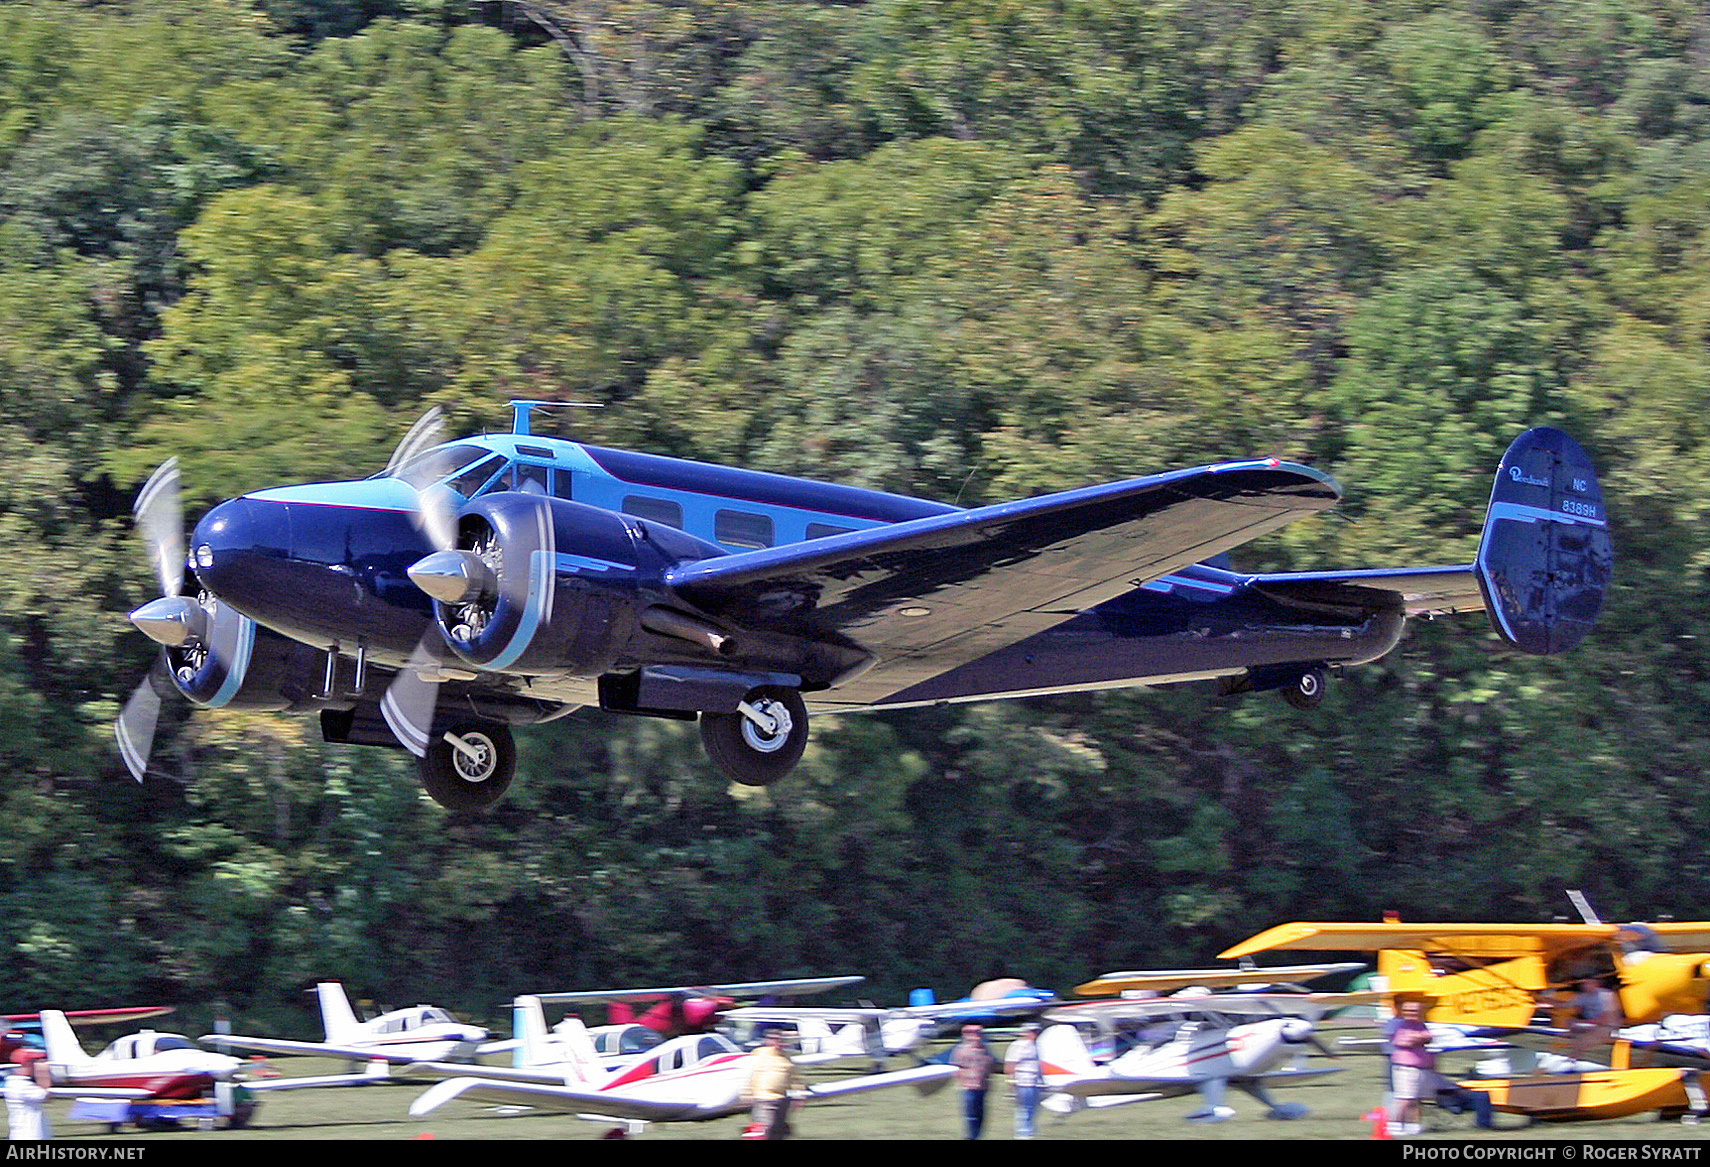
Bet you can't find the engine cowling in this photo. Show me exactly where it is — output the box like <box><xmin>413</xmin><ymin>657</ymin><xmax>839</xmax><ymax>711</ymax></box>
<box><xmin>159</xmin><ymin>592</ymin><xmax>333</xmax><ymax>713</ymax></box>
<box><xmin>416</xmin><ymin>493</ymin><xmax>725</xmax><ymax>676</ymax></box>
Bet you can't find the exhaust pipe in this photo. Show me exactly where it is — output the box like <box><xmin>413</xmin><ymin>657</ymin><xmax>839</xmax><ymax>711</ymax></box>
<box><xmin>640</xmin><ymin>607</ymin><xmax>737</xmax><ymax>657</ymax></box>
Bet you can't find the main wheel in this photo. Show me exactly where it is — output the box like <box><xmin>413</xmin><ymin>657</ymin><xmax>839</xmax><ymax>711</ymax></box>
<box><xmin>699</xmin><ymin>687</ymin><xmax>808</xmax><ymax>786</ymax></box>
<box><xmin>419</xmin><ymin>721</ymin><xmax>515</xmax><ymax>811</ymax></box>
<box><xmin>1281</xmin><ymin>668</ymin><xmax>1326</xmax><ymax>710</ymax></box>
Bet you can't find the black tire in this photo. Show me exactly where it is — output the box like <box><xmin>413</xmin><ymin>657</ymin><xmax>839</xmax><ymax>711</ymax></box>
<box><xmin>1281</xmin><ymin>668</ymin><xmax>1326</xmax><ymax>710</ymax></box>
<box><xmin>419</xmin><ymin>721</ymin><xmax>515</xmax><ymax>811</ymax></box>
<box><xmin>699</xmin><ymin>687</ymin><xmax>808</xmax><ymax>786</ymax></box>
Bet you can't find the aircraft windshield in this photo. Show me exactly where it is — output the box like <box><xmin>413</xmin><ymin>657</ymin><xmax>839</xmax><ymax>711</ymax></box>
<box><xmin>379</xmin><ymin>444</ymin><xmax>494</xmax><ymax>489</ymax></box>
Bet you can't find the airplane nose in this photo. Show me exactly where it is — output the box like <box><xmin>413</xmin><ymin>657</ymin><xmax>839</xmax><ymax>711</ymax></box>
<box><xmin>191</xmin><ymin>497</ymin><xmax>291</xmax><ymax>598</ymax></box>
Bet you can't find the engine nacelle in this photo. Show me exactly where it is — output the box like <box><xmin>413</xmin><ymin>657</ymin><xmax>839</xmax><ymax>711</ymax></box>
<box><xmin>162</xmin><ymin>595</ymin><xmax>334</xmax><ymax>713</ymax></box>
<box><xmin>423</xmin><ymin>493</ymin><xmax>726</xmax><ymax>676</ymax></box>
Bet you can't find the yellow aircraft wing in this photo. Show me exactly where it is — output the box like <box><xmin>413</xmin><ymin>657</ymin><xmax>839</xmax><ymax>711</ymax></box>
<box><xmin>1218</xmin><ymin>922</ymin><xmax>1626</xmax><ymax>962</ymax></box>
<box><xmin>1637</xmin><ymin>923</ymin><xmax>1710</xmax><ymax>949</ymax></box>
<box><xmin>1222</xmin><ymin>921</ymin><xmax>1710</xmax><ymax>962</ymax></box>
<box><xmin>1072</xmin><ymin>962</ymin><xmax>1365</xmax><ymax>998</ymax></box>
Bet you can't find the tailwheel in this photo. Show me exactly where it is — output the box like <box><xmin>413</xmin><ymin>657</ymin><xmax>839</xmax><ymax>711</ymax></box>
<box><xmin>699</xmin><ymin>686</ymin><xmax>808</xmax><ymax>786</ymax></box>
<box><xmin>419</xmin><ymin>721</ymin><xmax>515</xmax><ymax>811</ymax></box>
<box><xmin>1280</xmin><ymin>667</ymin><xmax>1326</xmax><ymax>710</ymax></box>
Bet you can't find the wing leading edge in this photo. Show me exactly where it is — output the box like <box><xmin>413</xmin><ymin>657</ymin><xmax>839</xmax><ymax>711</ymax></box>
<box><xmin>668</xmin><ymin>459</ymin><xmax>1340</xmax><ymax>702</ymax></box>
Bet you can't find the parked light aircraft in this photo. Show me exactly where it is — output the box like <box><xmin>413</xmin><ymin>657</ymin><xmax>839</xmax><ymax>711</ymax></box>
<box><xmin>1036</xmin><ymin>994</ymin><xmax>1357</xmax><ymax>1122</ymax></box>
<box><xmin>39</xmin><ymin>1009</ymin><xmax>243</xmax><ymax>1094</ymax></box>
<box><xmin>531</xmin><ymin>975</ymin><xmax>864</xmax><ymax>1040</ymax></box>
<box><xmin>205</xmin><ymin>981</ymin><xmax>494</xmax><ymax>1068</ymax></box>
<box><xmin>117</xmin><ymin>403</ymin><xmax>1609</xmax><ymax>809</ymax></box>
<box><xmin>724</xmin><ymin>988</ymin><xmax>1058</xmax><ymax>1064</ymax></box>
<box><xmin>1</xmin><ymin>1007</ymin><xmax>175</xmax><ymax>1061</ymax></box>
<box><xmin>404</xmin><ymin>1015</ymin><xmax>955</xmax><ymax>1136</ymax></box>
<box><xmin>730</xmin><ymin>967</ymin><xmax>1363</xmax><ymax>1065</ymax></box>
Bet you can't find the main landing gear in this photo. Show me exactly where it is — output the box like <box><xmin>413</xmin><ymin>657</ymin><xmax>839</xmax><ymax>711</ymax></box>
<box><xmin>1281</xmin><ymin>667</ymin><xmax>1326</xmax><ymax>710</ymax></box>
<box><xmin>418</xmin><ymin>720</ymin><xmax>516</xmax><ymax>811</ymax></box>
<box><xmin>699</xmin><ymin>686</ymin><xmax>808</xmax><ymax>786</ymax></box>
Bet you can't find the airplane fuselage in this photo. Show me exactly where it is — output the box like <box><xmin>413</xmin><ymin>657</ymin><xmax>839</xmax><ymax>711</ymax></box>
<box><xmin>187</xmin><ymin>432</ymin><xmax>1402</xmax><ymax>716</ymax></box>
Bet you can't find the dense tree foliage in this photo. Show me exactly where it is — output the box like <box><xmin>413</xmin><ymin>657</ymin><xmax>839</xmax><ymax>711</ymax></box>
<box><xmin>0</xmin><ymin>0</ymin><xmax>1707</xmax><ymax>1031</ymax></box>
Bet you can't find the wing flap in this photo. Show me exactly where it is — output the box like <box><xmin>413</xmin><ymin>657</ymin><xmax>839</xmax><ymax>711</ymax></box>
<box><xmin>1248</xmin><ymin>566</ymin><xmax>1483</xmax><ymax>617</ymax></box>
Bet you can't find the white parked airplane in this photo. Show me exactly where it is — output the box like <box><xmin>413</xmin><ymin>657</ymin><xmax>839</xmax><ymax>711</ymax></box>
<box><xmin>1037</xmin><ymin>993</ymin><xmax>1365</xmax><ymax>1123</ymax></box>
<box><xmin>404</xmin><ymin>1011</ymin><xmax>954</xmax><ymax>1136</ymax></box>
<box><xmin>205</xmin><ymin>982</ymin><xmax>498</xmax><ymax>1069</ymax></box>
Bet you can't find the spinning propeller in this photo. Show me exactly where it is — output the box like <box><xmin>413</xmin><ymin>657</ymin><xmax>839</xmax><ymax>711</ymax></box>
<box><xmin>116</xmin><ymin>457</ymin><xmax>235</xmax><ymax>782</ymax></box>
<box><xmin>114</xmin><ymin>409</ymin><xmax>473</xmax><ymax>784</ymax></box>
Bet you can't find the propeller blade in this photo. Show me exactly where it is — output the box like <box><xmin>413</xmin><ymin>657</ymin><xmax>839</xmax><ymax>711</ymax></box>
<box><xmin>134</xmin><ymin>459</ymin><xmax>184</xmax><ymax>599</ymax></box>
<box><xmin>115</xmin><ymin>663</ymin><xmax>170</xmax><ymax>782</ymax></box>
<box><xmin>384</xmin><ymin>406</ymin><xmax>445</xmax><ymax>478</ymax></box>
<box><xmin>1309</xmin><ymin>1034</ymin><xmax>1339</xmax><ymax>1060</ymax></box>
<box><xmin>379</xmin><ymin>641</ymin><xmax>444</xmax><ymax>759</ymax></box>
<box><xmin>416</xmin><ymin>481</ymin><xmax>460</xmax><ymax>554</ymax></box>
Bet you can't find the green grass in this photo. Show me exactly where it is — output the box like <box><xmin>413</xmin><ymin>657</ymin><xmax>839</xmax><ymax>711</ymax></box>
<box><xmin>39</xmin><ymin>1046</ymin><xmax>1710</xmax><ymax>1141</ymax></box>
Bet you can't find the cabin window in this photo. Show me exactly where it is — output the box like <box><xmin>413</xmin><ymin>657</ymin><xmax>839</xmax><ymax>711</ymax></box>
<box><xmin>623</xmin><ymin>495</ymin><xmax>684</xmax><ymax>529</ymax></box>
<box><xmin>507</xmin><ymin>462</ymin><xmax>550</xmax><ymax>494</ymax></box>
<box><xmin>716</xmin><ymin>509</ymin><xmax>773</xmax><ymax>549</ymax></box>
<box><xmin>806</xmin><ymin>522</ymin><xmax>855</xmax><ymax>540</ymax></box>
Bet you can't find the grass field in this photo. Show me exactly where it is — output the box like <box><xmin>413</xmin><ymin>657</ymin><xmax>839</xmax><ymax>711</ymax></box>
<box><xmin>34</xmin><ymin>1041</ymin><xmax>1710</xmax><ymax>1142</ymax></box>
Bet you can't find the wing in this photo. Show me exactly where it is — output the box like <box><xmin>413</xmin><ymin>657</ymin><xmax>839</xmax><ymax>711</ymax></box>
<box><xmin>1073</xmin><ymin>962</ymin><xmax>1367</xmax><ymax>997</ymax></box>
<box><xmin>805</xmin><ymin>1063</ymin><xmax>956</xmax><ymax>1098</ymax></box>
<box><xmin>666</xmin><ymin>460</ymin><xmax>1339</xmax><ymax>705</ymax></box>
<box><xmin>408</xmin><ymin>1075</ymin><xmax>700</xmax><ymax>1123</ymax></box>
<box><xmin>533</xmin><ymin>976</ymin><xmax>863</xmax><ymax>1005</ymax></box>
<box><xmin>1218</xmin><ymin>922</ymin><xmax>1623</xmax><ymax>961</ymax></box>
<box><xmin>201</xmin><ymin>1035</ymin><xmax>474</xmax><ymax>1065</ymax></box>
<box><xmin>2</xmin><ymin>1007</ymin><xmax>175</xmax><ymax>1026</ymax></box>
<box><xmin>1247</xmin><ymin>567</ymin><xmax>1483</xmax><ymax>617</ymax></box>
<box><xmin>723</xmin><ymin>1007</ymin><xmax>887</xmax><ymax>1023</ymax></box>
<box><xmin>1045</xmin><ymin>994</ymin><xmax>1349</xmax><ymax>1026</ymax></box>
<box><xmin>1638</xmin><ymin>924</ymin><xmax>1710</xmax><ymax>950</ymax></box>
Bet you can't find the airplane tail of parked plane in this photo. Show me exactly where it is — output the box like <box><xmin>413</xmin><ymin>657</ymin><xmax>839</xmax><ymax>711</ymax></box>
<box><xmin>316</xmin><ymin>982</ymin><xmax>363</xmax><ymax>1045</ymax></box>
<box><xmin>38</xmin><ymin>1010</ymin><xmax>93</xmax><ymax>1070</ymax></box>
<box><xmin>514</xmin><ymin>996</ymin><xmax>602</xmax><ymax>1085</ymax></box>
<box><xmin>1473</xmin><ymin>427</ymin><xmax>1611</xmax><ymax>656</ymax></box>
<box><xmin>1038</xmin><ymin>1023</ymin><xmax>1101</xmax><ymax>1086</ymax></box>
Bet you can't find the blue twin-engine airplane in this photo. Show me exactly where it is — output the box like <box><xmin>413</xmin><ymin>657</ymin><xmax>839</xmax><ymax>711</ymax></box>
<box><xmin>117</xmin><ymin>403</ymin><xmax>1611</xmax><ymax>810</ymax></box>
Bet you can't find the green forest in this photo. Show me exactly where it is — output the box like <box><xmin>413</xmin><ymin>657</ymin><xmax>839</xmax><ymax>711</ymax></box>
<box><xmin>2</xmin><ymin>0</ymin><xmax>1708</xmax><ymax>1033</ymax></box>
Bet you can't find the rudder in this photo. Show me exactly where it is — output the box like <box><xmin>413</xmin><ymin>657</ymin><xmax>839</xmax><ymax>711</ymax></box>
<box><xmin>1475</xmin><ymin>427</ymin><xmax>1612</xmax><ymax>654</ymax></box>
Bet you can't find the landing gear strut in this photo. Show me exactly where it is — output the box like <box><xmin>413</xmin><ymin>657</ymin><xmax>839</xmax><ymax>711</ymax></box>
<box><xmin>699</xmin><ymin>687</ymin><xmax>808</xmax><ymax>786</ymax></box>
<box><xmin>418</xmin><ymin>721</ymin><xmax>515</xmax><ymax>811</ymax></box>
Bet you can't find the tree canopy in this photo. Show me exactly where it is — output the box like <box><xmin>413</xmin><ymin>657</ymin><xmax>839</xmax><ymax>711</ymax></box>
<box><xmin>1</xmin><ymin>0</ymin><xmax>1706</xmax><ymax>1030</ymax></box>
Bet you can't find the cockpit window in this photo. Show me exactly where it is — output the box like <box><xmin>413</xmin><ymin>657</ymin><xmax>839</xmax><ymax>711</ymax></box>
<box><xmin>447</xmin><ymin>455</ymin><xmax>506</xmax><ymax>498</ymax></box>
<box><xmin>381</xmin><ymin>444</ymin><xmax>491</xmax><ymax>489</ymax></box>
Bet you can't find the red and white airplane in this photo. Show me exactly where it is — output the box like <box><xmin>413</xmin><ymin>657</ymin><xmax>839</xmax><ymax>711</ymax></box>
<box><xmin>529</xmin><ymin>976</ymin><xmax>865</xmax><ymax>1040</ymax></box>
<box><xmin>405</xmin><ymin>1009</ymin><xmax>953</xmax><ymax>1135</ymax></box>
<box><xmin>40</xmin><ymin>1009</ymin><xmax>244</xmax><ymax>1095</ymax></box>
<box><xmin>1037</xmin><ymin>993</ymin><xmax>1363</xmax><ymax>1123</ymax></box>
